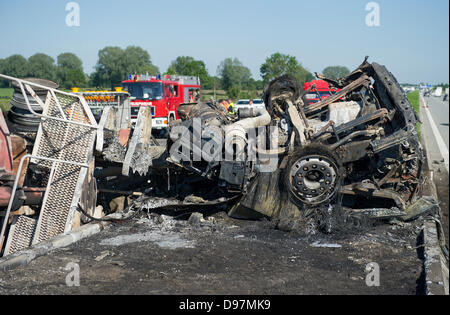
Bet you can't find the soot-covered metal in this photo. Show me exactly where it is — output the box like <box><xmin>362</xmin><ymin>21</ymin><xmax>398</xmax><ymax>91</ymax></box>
<box><xmin>107</xmin><ymin>57</ymin><xmax>438</xmax><ymax>232</ymax></box>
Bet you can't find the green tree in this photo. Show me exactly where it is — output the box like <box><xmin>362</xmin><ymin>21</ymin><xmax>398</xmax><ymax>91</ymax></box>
<box><xmin>123</xmin><ymin>46</ymin><xmax>159</xmax><ymax>75</ymax></box>
<box><xmin>260</xmin><ymin>52</ymin><xmax>313</xmax><ymax>85</ymax></box>
<box><xmin>227</xmin><ymin>86</ymin><xmax>241</xmax><ymax>99</ymax></box>
<box><xmin>57</xmin><ymin>52</ymin><xmax>83</xmax><ymax>70</ymax></box>
<box><xmin>93</xmin><ymin>46</ymin><xmax>159</xmax><ymax>88</ymax></box>
<box><xmin>322</xmin><ymin>66</ymin><xmax>350</xmax><ymax>80</ymax></box>
<box><xmin>3</xmin><ymin>55</ymin><xmax>29</xmax><ymax>78</ymax></box>
<box><xmin>217</xmin><ymin>58</ymin><xmax>251</xmax><ymax>96</ymax></box>
<box><xmin>243</xmin><ymin>78</ymin><xmax>259</xmax><ymax>99</ymax></box>
<box><xmin>167</xmin><ymin>56</ymin><xmax>211</xmax><ymax>88</ymax></box>
<box><xmin>255</xmin><ymin>80</ymin><xmax>264</xmax><ymax>90</ymax></box>
<box><xmin>27</xmin><ymin>53</ymin><xmax>56</xmax><ymax>81</ymax></box>
<box><xmin>65</xmin><ymin>69</ymin><xmax>87</xmax><ymax>89</ymax></box>
<box><xmin>437</xmin><ymin>83</ymin><xmax>449</xmax><ymax>89</ymax></box>
<box><xmin>94</xmin><ymin>47</ymin><xmax>127</xmax><ymax>88</ymax></box>
<box><xmin>0</xmin><ymin>55</ymin><xmax>29</xmax><ymax>87</ymax></box>
<box><xmin>88</xmin><ymin>72</ymin><xmax>100</xmax><ymax>88</ymax></box>
<box><xmin>203</xmin><ymin>76</ymin><xmax>221</xmax><ymax>90</ymax></box>
<box><xmin>0</xmin><ymin>58</ymin><xmax>5</xmax><ymax>87</ymax></box>
<box><xmin>56</xmin><ymin>52</ymin><xmax>86</xmax><ymax>89</ymax></box>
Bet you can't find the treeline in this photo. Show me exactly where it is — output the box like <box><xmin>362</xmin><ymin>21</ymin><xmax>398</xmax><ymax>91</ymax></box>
<box><xmin>0</xmin><ymin>53</ymin><xmax>87</xmax><ymax>89</ymax></box>
<box><xmin>0</xmin><ymin>46</ymin><xmax>350</xmax><ymax>98</ymax></box>
<box><xmin>435</xmin><ymin>83</ymin><xmax>449</xmax><ymax>89</ymax></box>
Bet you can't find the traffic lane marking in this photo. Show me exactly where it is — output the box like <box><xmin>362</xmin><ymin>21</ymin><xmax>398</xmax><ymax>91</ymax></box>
<box><xmin>421</xmin><ymin>94</ymin><xmax>449</xmax><ymax>172</ymax></box>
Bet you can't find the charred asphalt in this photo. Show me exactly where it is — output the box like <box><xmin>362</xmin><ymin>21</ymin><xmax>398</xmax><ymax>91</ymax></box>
<box><xmin>0</xmin><ymin>210</ymin><xmax>425</xmax><ymax>295</ymax></box>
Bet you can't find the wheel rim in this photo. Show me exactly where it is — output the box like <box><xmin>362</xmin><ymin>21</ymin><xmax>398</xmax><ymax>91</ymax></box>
<box><xmin>289</xmin><ymin>154</ymin><xmax>339</xmax><ymax>205</ymax></box>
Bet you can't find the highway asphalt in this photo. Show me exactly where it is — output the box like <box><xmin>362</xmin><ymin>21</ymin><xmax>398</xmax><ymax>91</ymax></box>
<box><xmin>421</xmin><ymin>94</ymin><xmax>449</xmax><ymax>248</ymax></box>
<box><xmin>424</xmin><ymin>96</ymin><xmax>449</xmax><ymax>149</ymax></box>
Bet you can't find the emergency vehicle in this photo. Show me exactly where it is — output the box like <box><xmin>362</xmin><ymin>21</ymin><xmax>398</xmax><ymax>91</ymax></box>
<box><xmin>303</xmin><ymin>80</ymin><xmax>339</xmax><ymax>105</ymax></box>
<box><xmin>73</xmin><ymin>88</ymin><xmax>129</xmax><ymax>121</ymax></box>
<box><xmin>121</xmin><ymin>74</ymin><xmax>201</xmax><ymax>129</ymax></box>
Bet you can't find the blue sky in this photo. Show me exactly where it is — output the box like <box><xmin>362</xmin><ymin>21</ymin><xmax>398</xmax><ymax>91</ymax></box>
<box><xmin>0</xmin><ymin>0</ymin><xmax>448</xmax><ymax>84</ymax></box>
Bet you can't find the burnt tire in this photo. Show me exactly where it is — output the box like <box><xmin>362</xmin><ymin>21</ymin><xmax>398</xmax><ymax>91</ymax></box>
<box><xmin>10</xmin><ymin>92</ymin><xmax>45</xmax><ymax>111</ymax></box>
<box><xmin>5</xmin><ymin>110</ymin><xmax>39</xmax><ymax>132</ymax></box>
<box><xmin>8</xmin><ymin>107</ymin><xmax>41</xmax><ymax>127</ymax></box>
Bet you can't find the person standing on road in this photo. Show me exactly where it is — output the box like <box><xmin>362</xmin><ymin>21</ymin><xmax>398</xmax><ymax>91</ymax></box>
<box><xmin>228</xmin><ymin>98</ymin><xmax>235</xmax><ymax>114</ymax></box>
<box><xmin>220</xmin><ymin>99</ymin><xmax>229</xmax><ymax>112</ymax></box>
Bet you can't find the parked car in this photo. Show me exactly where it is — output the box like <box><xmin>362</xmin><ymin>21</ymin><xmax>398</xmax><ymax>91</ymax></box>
<box><xmin>234</xmin><ymin>99</ymin><xmax>265</xmax><ymax>116</ymax></box>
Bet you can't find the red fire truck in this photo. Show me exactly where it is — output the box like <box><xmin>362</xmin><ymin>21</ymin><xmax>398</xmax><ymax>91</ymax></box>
<box><xmin>303</xmin><ymin>80</ymin><xmax>339</xmax><ymax>105</ymax></box>
<box><xmin>121</xmin><ymin>74</ymin><xmax>201</xmax><ymax>129</ymax></box>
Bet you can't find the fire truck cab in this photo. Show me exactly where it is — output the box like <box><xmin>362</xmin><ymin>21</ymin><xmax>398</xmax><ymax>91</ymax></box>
<box><xmin>303</xmin><ymin>79</ymin><xmax>339</xmax><ymax>105</ymax></box>
<box><xmin>121</xmin><ymin>74</ymin><xmax>201</xmax><ymax>129</ymax></box>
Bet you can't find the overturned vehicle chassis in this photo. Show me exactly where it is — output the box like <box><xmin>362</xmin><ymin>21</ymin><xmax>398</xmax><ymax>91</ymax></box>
<box><xmin>0</xmin><ymin>58</ymin><xmax>438</xmax><ymax>256</ymax></box>
<box><xmin>150</xmin><ymin>58</ymin><xmax>435</xmax><ymax>228</ymax></box>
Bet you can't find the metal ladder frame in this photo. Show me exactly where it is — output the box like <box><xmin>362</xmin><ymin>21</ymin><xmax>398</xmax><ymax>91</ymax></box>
<box><xmin>0</xmin><ymin>74</ymin><xmax>99</xmax><ymax>255</ymax></box>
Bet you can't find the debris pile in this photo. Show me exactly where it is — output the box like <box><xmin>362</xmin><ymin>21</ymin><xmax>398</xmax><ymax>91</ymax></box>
<box><xmin>0</xmin><ymin>57</ymin><xmax>441</xmax><ymax>257</ymax></box>
<box><xmin>145</xmin><ymin>57</ymin><xmax>439</xmax><ymax>232</ymax></box>
<box><xmin>0</xmin><ymin>74</ymin><xmax>98</xmax><ymax>255</ymax></box>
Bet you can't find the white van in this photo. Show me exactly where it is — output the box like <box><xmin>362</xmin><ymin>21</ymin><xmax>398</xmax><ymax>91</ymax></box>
<box><xmin>234</xmin><ymin>99</ymin><xmax>265</xmax><ymax>115</ymax></box>
<box><xmin>434</xmin><ymin>87</ymin><xmax>443</xmax><ymax>97</ymax></box>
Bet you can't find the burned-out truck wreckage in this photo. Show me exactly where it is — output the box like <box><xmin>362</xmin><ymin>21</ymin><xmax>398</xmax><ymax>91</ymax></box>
<box><xmin>0</xmin><ymin>57</ymin><xmax>440</xmax><ymax>256</ymax></box>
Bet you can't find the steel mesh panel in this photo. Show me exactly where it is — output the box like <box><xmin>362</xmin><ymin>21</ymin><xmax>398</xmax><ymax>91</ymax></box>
<box><xmin>34</xmin><ymin>97</ymin><xmax>91</xmax><ymax>168</ymax></box>
<box><xmin>4</xmin><ymin>216</ymin><xmax>37</xmax><ymax>255</ymax></box>
<box><xmin>0</xmin><ymin>81</ymin><xmax>96</xmax><ymax>256</ymax></box>
<box><xmin>31</xmin><ymin>93</ymin><xmax>95</xmax><ymax>244</ymax></box>
<box><xmin>33</xmin><ymin>164</ymin><xmax>80</xmax><ymax>243</ymax></box>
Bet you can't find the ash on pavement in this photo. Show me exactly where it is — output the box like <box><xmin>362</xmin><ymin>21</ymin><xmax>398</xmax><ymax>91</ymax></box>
<box><xmin>0</xmin><ymin>211</ymin><xmax>425</xmax><ymax>295</ymax></box>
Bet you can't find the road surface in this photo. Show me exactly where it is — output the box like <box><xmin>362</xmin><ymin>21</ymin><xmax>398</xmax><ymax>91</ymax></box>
<box><xmin>424</xmin><ymin>96</ymin><xmax>449</xmax><ymax>149</ymax></box>
<box><xmin>0</xmin><ymin>212</ymin><xmax>423</xmax><ymax>295</ymax></box>
<box><xmin>421</xmin><ymin>95</ymin><xmax>449</xmax><ymax>247</ymax></box>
